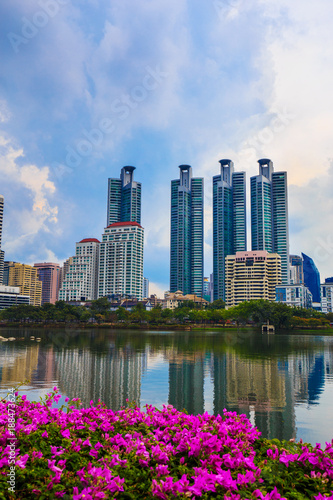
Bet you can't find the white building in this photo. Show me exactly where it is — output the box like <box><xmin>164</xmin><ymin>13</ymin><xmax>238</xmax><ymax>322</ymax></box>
<box><xmin>98</xmin><ymin>222</ymin><xmax>144</xmax><ymax>300</ymax></box>
<box><xmin>276</xmin><ymin>284</ymin><xmax>313</xmax><ymax>309</ymax></box>
<box><xmin>321</xmin><ymin>282</ymin><xmax>333</xmax><ymax>313</ymax></box>
<box><xmin>59</xmin><ymin>238</ymin><xmax>100</xmax><ymax>301</ymax></box>
<box><xmin>0</xmin><ymin>285</ymin><xmax>30</xmax><ymax>310</ymax></box>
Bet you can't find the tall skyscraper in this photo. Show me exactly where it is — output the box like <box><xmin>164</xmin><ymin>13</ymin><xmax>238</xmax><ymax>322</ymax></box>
<box><xmin>302</xmin><ymin>252</ymin><xmax>321</xmax><ymax>304</ymax></box>
<box><xmin>170</xmin><ymin>165</ymin><xmax>204</xmax><ymax>296</ymax></box>
<box><xmin>251</xmin><ymin>159</ymin><xmax>289</xmax><ymax>284</ymax></box>
<box><xmin>107</xmin><ymin>166</ymin><xmax>141</xmax><ymax>226</ymax></box>
<box><xmin>7</xmin><ymin>263</ymin><xmax>42</xmax><ymax>306</ymax></box>
<box><xmin>34</xmin><ymin>263</ymin><xmax>61</xmax><ymax>304</ymax></box>
<box><xmin>212</xmin><ymin>160</ymin><xmax>246</xmax><ymax>301</ymax></box>
<box><xmin>99</xmin><ymin>222</ymin><xmax>144</xmax><ymax>299</ymax></box>
<box><xmin>0</xmin><ymin>195</ymin><xmax>4</xmax><ymax>284</ymax></box>
<box><xmin>59</xmin><ymin>238</ymin><xmax>100</xmax><ymax>302</ymax></box>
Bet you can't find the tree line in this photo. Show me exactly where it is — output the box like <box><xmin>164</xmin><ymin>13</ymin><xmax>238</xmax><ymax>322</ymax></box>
<box><xmin>0</xmin><ymin>297</ymin><xmax>332</xmax><ymax>329</ymax></box>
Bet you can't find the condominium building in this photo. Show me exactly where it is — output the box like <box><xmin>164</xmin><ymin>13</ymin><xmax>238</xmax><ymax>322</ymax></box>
<box><xmin>225</xmin><ymin>250</ymin><xmax>281</xmax><ymax>307</ymax></box>
<box><xmin>7</xmin><ymin>263</ymin><xmax>42</xmax><ymax>306</ymax></box>
<box><xmin>98</xmin><ymin>222</ymin><xmax>144</xmax><ymax>299</ymax></box>
<box><xmin>107</xmin><ymin>166</ymin><xmax>141</xmax><ymax>226</ymax></box>
<box><xmin>34</xmin><ymin>263</ymin><xmax>61</xmax><ymax>304</ymax></box>
<box><xmin>143</xmin><ymin>277</ymin><xmax>149</xmax><ymax>298</ymax></box>
<box><xmin>170</xmin><ymin>165</ymin><xmax>204</xmax><ymax>296</ymax></box>
<box><xmin>58</xmin><ymin>238</ymin><xmax>100</xmax><ymax>302</ymax></box>
<box><xmin>251</xmin><ymin>159</ymin><xmax>289</xmax><ymax>285</ymax></box>
<box><xmin>213</xmin><ymin>160</ymin><xmax>246</xmax><ymax>300</ymax></box>
<box><xmin>276</xmin><ymin>285</ymin><xmax>313</xmax><ymax>309</ymax></box>
<box><xmin>0</xmin><ymin>285</ymin><xmax>30</xmax><ymax>310</ymax></box>
<box><xmin>289</xmin><ymin>255</ymin><xmax>304</xmax><ymax>285</ymax></box>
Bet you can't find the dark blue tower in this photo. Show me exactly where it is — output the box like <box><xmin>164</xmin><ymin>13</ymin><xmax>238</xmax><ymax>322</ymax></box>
<box><xmin>302</xmin><ymin>253</ymin><xmax>321</xmax><ymax>303</ymax></box>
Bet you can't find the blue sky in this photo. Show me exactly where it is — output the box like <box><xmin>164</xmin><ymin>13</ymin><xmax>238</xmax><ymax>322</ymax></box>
<box><xmin>1</xmin><ymin>0</ymin><xmax>333</xmax><ymax>296</ymax></box>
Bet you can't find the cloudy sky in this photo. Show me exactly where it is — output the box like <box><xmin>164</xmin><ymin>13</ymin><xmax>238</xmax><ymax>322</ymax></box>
<box><xmin>0</xmin><ymin>0</ymin><xmax>333</xmax><ymax>296</ymax></box>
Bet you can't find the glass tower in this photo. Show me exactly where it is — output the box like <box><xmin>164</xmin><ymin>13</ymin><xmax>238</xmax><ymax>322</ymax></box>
<box><xmin>170</xmin><ymin>165</ymin><xmax>204</xmax><ymax>296</ymax></box>
<box><xmin>213</xmin><ymin>160</ymin><xmax>246</xmax><ymax>301</ymax></box>
<box><xmin>302</xmin><ymin>253</ymin><xmax>321</xmax><ymax>303</ymax></box>
<box><xmin>107</xmin><ymin>166</ymin><xmax>141</xmax><ymax>226</ymax></box>
<box><xmin>251</xmin><ymin>159</ymin><xmax>289</xmax><ymax>284</ymax></box>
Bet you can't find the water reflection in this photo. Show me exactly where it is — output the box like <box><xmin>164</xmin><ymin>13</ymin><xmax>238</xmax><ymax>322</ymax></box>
<box><xmin>1</xmin><ymin>328</ymin><xmax>333</xmax><ymax>444</ymax></box>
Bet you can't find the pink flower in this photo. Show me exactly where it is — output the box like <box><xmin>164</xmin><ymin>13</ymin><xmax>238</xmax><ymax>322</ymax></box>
<box><xmin>16</xmin><ymin>453</ymin><xmax>29</xmax><ymax>469</ymax></box>
<box><xmin>61</xmin><ymin>428</ymin><xmax>70</xmax><ymax>439</ymax></box>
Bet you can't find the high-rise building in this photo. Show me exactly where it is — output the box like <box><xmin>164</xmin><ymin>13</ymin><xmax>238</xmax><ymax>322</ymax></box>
<box><xmin>107</xmin><ymin>166</ymin><xmax>141</xmax><ymax>226</ymax></box>
<box><xmin>289</xmin><ymin>255</ymin><xmax>304</xmax><ymax>285</ymax></box>
<box><xmin>143</xmin><ymin>277</ymin><xmax>149</xmax><ymax>298</ymax></box>
<box><xmin>170</xmin><ymin>165</ymin><xmax>204</xmax><ymax>296</ymax></box>
<box><xmin>59</xmin><ymin>238</ymin><xmax>100</xmax><ymax>302</ymax></box>
<box><xmin>225</xmin><ymin>250</ymin><xmax>281</xmax><ymax>307</ymax></box>
<box><xmin>213</xmin><ymin>160</ymin><xmax>246</xmax><ymax>300</ymax></box>
<box><xmin>7</xmin><ymin>263</ymin><xmax>42</xmax><ymax>306</ymax></box>
<box><xmin>302</xmin><ymin>253</ymin><xmax>321</xmax><ymax>304</ymax></box>
<box><xmin>33</xmin><ymin>263</ymin><xmax>61</xmax><ymax>305</ymax></box>
<box><xmin>321</xmin><ymin>279</ymin><xmax>333</xmax><ymax>313</ymax></box>
<box><xmin>276</xmin><ymin>285</ymin><xmax>313</xmax><ymax>309</ymax></box>
<box><xmin>99</xmin><ymin>222</ymin><xmax>144</xmax><ymax>299</ymax></box>
<box><xmin>0</xmin><ymin>195</ymin><xmax>4</xmax><ymax>284</ymax></box>
<box><xmin>251</xmin><ymin>159</ymin><xmax>289</xmax><ymax>285</ymax></box>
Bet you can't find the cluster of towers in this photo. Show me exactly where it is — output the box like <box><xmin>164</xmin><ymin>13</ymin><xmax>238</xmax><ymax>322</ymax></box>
<box><xmin>170</xmin><ymin>158</ymin><xmax>289</xmax><ymax>301</ymax></box>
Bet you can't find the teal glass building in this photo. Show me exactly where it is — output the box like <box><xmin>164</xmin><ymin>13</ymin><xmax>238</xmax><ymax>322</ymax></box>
<box><xmin>170</xmin><ymin>165</ymin><xmax>204</xmax><ymax>296</ymax></box>
<box><xmin>251</xmin><ymin>159</ymin><xmax>289</xmax><ymax>284</ymax></box>
<box><xmin>213</xmin><ymin>160</ymin><xmax>246</xmax><ymax>301</ymax></box>
<box><xmin>107</xmin><ymin>166</ymin><xmax>141</xmax><ymax>225</ymax></box>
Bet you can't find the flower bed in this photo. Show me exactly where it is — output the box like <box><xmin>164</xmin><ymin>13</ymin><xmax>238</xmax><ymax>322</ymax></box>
<box><xmin>1</xmin><ymin>389</ymin><xmax>333</xmax><ymax>499</ymax></box>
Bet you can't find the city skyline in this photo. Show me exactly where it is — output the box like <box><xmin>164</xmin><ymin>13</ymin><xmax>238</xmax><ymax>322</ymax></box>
<box><xmin>1</xmin><ymin>1</ymin><xmax>333</xmax><ymax>296</ymax></box>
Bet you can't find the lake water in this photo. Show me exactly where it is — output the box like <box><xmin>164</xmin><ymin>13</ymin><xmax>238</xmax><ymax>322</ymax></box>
<box><xmin>1</xmin><ymin>327</ymin><xmax>333</xmax><ymax>446</ymax></box>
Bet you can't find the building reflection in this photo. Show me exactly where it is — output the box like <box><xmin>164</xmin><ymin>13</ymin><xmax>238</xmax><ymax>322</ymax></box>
<box><xmin>168</xmin><ymin>353</ymin><xmax>205</xmax><ymax>414</ymax></box>
<box><xmin>0</xmin><ymin>344</ymin><xmax>40</xmax><ymax>387</ymax></box>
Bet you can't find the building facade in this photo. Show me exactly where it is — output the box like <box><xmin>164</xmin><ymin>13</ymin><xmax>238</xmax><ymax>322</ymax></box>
<box><xmin>107</xmin><ymin>166</ymin><xmax>141</xmax><ymax>226</ymax></box>
<box><xmin>302</xmin><ymin>253</ymin><xmax>321</xmax><ymax>304</ymax></box>
<box><xmin>0</xmin><ymin>285</ymin><xmax>30</xmax><ymax>310</ymax></box>
<box><xmin>251</xmin><ymin>159</ymin><xmax>289</xmax><ymax>285</ymax></box>
<box><xmin>59</xmin><ymin>239</ymin><xmax>100</xmax><ymax>302</ymax></box>
<box><xmin>321</xmin><ymin>280</ymin><xmax>333</xmax><ymax>313</ymax></box>
<box><xmin>276</xmin><ymin>285</ymin><xmax>313</xmax><ymax>309</ymax></box>
<box><xmin>289</xmin><ymin>255</ymin><xmax>304</xmax><ymax>285</ymax></box>
<box><xmin>34</xmin><ymin>263</ymin><xmax>61</xmax><ymax>304</ymax></box>
<box><xmin>7</xmin><ymin>263</ymin><xmax>42</xmax><ymax>306</ymax></box>
<box><xmin>225</xmin><ymin>250</ymin><xmax>281</xmax><ymax>307</ymax></box>
<box><xmin>143</xmin><ymin>277</ymin><xmax>149</xmax><ymax>298</ymax></box>
<box><xmin>170</xmin><ymin>165</ymin><xmax>204</xmax><ymax>296</ymax></box>
<box><xmin>213</xmin><ymin>160</ymin><xmax>246</xmax><ymax>301</ymax></box>
<box><xmin>99</xmin><ymin>222</ymin><xmax>144</xmax><ymax>299</ymax></box>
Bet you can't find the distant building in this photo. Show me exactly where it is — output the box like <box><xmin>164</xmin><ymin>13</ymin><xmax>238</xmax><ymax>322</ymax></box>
<box><xmin>170</xmin><ymin>165</ymin><xmax>204</xmax><ymax>297</ymax></box>
<box><xmin>321</xmin><ymin>282</ymin><xmax>333</xmax><ymax>313</ymax></box>
<box><xmin>59</xmin><ymin>238</ymin><xmax>100</xmax><ymax>302</ymax></box>
<box><xmin>251</xmin><ymin>159</ymin><xmax>289</xmax><ymax>285</ymax></box>
<box><xmin>143</xmin><ymin>277</ymin><xmax>149</xmax><ymax>298</ymax></box>
<box><xmin>99</xmin><ymin>222</ymin><xmax>144</xmax><ymax>300</ymax></box>
<box><xmin>7</xmin><ymin>263</ymin><xmax>42</xmax><ymax>306</ymax></box>
<box><xmin>162</xmin><ymin>290</ymin><xmax>208</xmax><ymax>310</ymax></box>
<box><xmin>276</xmin><ymin>285</ymin><xmax>313</xmax><ymax>309</ymax></box>
<box><xmin>302</xmin><ymin>253</ymin><xmax>321</xmax><ymax>303</ymax></box>
<box><xmin>289</xmin><ymin>255</ymin><xmax>303</xmax><ymax>285</ymax></box>
<box><xmin>0</xmin><ymin>285</ymin><xmax>30</xmax><ymax>310</ymax></box>
<box><xmin>225</xmin><ymin>250</ymin><xmax>281</xmax><ymax>307</ymax></box>
<box><xmin>34</xmin><ymin>263</ymin><xmax>61</xmax><ymax>304</ymax></box>
<box><xmin>213</xmin><ymin>160</ymin><xmax>246</xmax><ymax>300</ymax></box>
<box><xmin>107</xmin><ymin>166</ymin><xmax>141</xmax><ymax>226</ymax></box>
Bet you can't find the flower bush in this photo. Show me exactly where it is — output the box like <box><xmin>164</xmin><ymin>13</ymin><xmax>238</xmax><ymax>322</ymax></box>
<box><xmin>1</xmin><ymin>389</ymin><xmax>333</xmax><ymax>499</ymax></box>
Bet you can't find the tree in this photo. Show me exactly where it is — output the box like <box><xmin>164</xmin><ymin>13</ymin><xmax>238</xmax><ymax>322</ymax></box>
<box><xmin>208</xmin><ymin>299</ymin><xmax>225</xmax><ymax>310</ymax></box>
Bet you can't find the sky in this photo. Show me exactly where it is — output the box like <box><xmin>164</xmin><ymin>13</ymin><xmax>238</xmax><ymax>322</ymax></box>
<box><xmin>0</xmin><ymin>0</ymin><xmax>333</xmax><ymax>297</ymax></box>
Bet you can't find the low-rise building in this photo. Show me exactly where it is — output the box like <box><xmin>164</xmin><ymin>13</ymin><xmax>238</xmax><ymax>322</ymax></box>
<box><xmin>162</xmin><ymin>291</ymin><xmax>208</xmax><ymax>310</ymax></box>
<box><xmin>0</xmin><ymin>285</ymin><xmax>30</xmax><ymax>310</ymax></box>
<box><xmin>276</xmin><ymin>285</ymin><xmax>313</xmax><ymax>309</ymax></box>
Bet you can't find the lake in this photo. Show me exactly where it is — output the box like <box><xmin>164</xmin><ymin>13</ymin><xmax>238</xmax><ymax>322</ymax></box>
<box><xmin>1</xmin><ymin>327</ymin><xmax>333</xmax><ymax>446</ymax></box>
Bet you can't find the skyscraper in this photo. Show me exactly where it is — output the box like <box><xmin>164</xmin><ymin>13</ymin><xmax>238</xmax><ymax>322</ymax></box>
<box><xmin>251</xmin><ymin>159</ymin><xmax>289</xmax><ymax>284</ymax></box>
<box><xmin>212</xmin><ymin>160</ymin><xmax>246</xmax><ymax>301</ymax></box>
<box><xmin>170</xmin><ymin>165</ymin><xmax>203</xmax><ymax>296</ymax></box>
<box><xmin>107</xmin><ymin>166</ymin><xmax>141</xmax><ymax>226</ymax></box>
<box><xmin>0</xmin><ymin>195</ymin><xmax>4</xmax><ymax>284</ymax></box>
<box><xmin>34</xmin><ymin>263</ymin><xmax>61</xmax><ymax>304</ymax></box>
<box><xmin>302</xmin><ymin>252</ymin><xmax>321</xmax><ymax>304</ymax></box>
